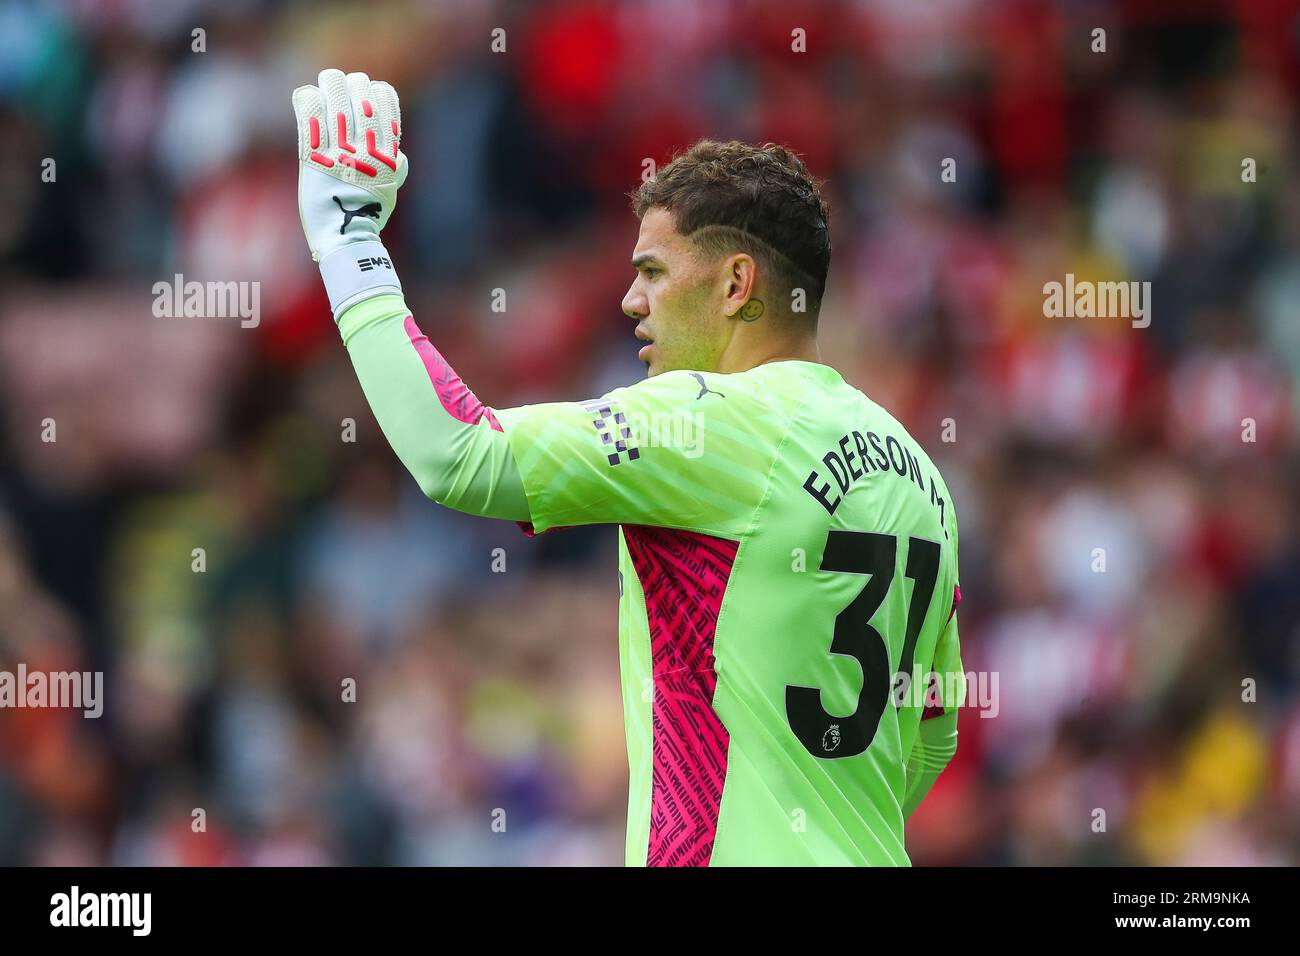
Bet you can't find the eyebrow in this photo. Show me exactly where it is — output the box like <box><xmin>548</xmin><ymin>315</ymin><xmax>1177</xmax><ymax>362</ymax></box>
<box><xmin>631</xmin><ymin>253</ymin><xmax>662</xmax><ymax>269</ymax></box>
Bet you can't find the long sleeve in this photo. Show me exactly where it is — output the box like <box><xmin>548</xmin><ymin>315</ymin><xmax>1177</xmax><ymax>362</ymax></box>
<box><xmin>902</xmin><ymin>599</ymin><xmax>964</xmax><ymax>818</ymax></box>
<box><xmin>902</xmin><ymin>706</ymin><xmax>958</xmax><ymax>818</ymax></box>
<box><xmin>336</xmin><ymin>293</ymin><xmax>531</xmax><ymax>521</ymax></box>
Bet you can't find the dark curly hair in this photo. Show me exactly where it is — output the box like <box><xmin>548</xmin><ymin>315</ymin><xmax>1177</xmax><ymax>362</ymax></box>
<box><xmin>630</xmin><ymin>140</ymin><xmax>831</xmax><ymax>318</ymax></box>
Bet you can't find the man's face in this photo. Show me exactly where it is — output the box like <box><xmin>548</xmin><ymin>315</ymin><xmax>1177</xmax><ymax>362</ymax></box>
<box><xmin>621</xmin><ymin>208</ymin><xmax>726</xmax><ymax>377</ymax></box>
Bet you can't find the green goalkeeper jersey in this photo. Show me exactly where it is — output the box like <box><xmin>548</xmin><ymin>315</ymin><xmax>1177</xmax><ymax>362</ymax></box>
<box><xmin>338</xmin><ymin>295</ymin><xmax>963</xmax><ymax>866</ymax></box>
<box><xmin>495</xmin><ymin>360</ymin><xmax>964</xmax><ymax>866</ymax></box>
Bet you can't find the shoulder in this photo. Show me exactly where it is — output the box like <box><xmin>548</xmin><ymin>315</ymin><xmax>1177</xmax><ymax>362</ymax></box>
<box><xmin>614</xmin><ymin>362</ymin><xmax>828</xmax><ymax>417</ymax></box>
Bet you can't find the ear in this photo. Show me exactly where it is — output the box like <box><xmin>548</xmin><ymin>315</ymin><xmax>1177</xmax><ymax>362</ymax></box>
<box><xmin>721</xmin><ymin>253</ymin><xmax>758</xmax><ymax>318</ymax></box>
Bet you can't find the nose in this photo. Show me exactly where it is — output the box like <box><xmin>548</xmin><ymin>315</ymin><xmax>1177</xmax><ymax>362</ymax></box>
<box><xmin>622</xmin><ymin>281</ymin><xmax>648</xmax><ymax>320</ymax></box>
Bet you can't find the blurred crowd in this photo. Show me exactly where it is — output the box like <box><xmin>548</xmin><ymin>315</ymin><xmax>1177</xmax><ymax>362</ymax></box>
<box><xmin>1</xmin><ymin>0</ymin><xmax>1299</xmax><ymax>865</ymax></box>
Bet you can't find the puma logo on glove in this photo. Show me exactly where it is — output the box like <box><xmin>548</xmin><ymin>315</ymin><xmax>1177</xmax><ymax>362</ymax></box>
<box><xmin>333</xmin><ymin>196</ymin><xmax>383</xmax><ymax>234</ymax></box>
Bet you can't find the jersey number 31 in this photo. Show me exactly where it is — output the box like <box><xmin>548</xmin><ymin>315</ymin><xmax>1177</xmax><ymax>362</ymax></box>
<box><xmin>785</xmin><ymin>530</ymin><xmax>940</xmax><ymax>759</ymax></box>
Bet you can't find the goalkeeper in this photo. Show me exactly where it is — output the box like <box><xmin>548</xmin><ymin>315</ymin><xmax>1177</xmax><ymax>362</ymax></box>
<box><xmin>293</xmin><ymin>69</ymin><xmax>966</xmax><ymax>867</ymax></box>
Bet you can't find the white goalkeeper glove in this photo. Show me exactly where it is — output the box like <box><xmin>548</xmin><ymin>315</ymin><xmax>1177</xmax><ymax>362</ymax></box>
<box><xmin>292</xmin><ymin>68</ymin><xmax>409</xmax><ymax>316</ymax></box>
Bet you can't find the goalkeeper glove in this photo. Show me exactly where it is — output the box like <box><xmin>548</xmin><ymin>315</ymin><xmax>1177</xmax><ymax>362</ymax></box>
<box><xmin>292</xmin><ymin>68</ymin><xmax>409</xmax><ymax>316</ymax></box>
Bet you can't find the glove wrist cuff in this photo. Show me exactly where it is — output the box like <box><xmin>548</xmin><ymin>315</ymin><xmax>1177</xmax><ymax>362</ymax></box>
<box><xmin>319</xmin><ymin>240</ymin><xmax>403</xmax><ymax>318</ymax></box>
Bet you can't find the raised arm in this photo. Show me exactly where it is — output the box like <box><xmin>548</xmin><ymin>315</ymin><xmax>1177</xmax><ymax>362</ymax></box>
<box><xmin>293</xmin><ymin>68</ymin><xmax>528</xmax><ymax>520</ymax></box>
<box><xmin>338</xmin><ymin>293</ymin><xmax>529</xmax><ymax>519</ymax></box>
<box><xmin>293</xmin><ymin>70</ymin><xmax>785</xmax><ymax>536</ymax></box>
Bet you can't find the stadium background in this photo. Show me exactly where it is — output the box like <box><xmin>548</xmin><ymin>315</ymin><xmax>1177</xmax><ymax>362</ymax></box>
<box><xmin>1</xmin><ymin>0</ymin><xmax>1299</xmax><ymax>866</ymax></box>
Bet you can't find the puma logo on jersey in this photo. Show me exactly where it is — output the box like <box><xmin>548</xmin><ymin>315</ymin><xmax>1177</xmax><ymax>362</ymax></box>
<box><xmin>690</xmin><ymin>372</ymin><xmax>725</xmax><ymax>400</ymax></box>
<box><xmin>333</xmin><ymin>196</ymin><xmax>382</xmax><ymax>234</ymax></box>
